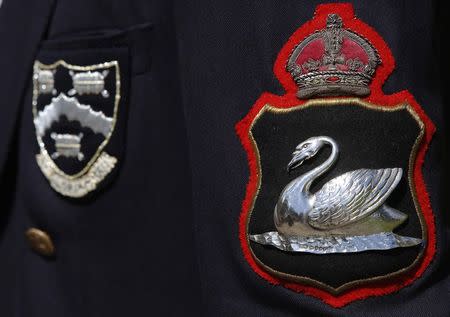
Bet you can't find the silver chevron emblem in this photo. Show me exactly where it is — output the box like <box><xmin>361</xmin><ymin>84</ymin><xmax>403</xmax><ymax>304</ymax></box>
<box><xmin>34</xmin><ymin>93</ymin><xmax>113</xmax><ymax>138</ymax></box>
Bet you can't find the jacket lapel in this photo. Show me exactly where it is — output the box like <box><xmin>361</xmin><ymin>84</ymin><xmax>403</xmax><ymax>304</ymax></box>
<box><xmin>0</xmin><ymin>0</ymin><xmax>55</xmax><ymax>179</ymax></box>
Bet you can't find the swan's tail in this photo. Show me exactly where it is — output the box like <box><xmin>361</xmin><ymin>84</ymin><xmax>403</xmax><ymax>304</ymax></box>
<box><xmin>338</xmin><ymin>204</ymin><xmax>408</xmax><ymax>235</ymax></box>
<box><xmin>375</xmin><ymin>204</ymin><xmax>408</xmax><ymax>232</ymax></box>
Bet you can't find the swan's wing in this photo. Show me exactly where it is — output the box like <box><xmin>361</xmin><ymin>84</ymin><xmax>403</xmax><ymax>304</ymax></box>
<box><xmin>308</xmin><ymin>168</ymin><xmax>402</xmax><ymax>230</ymax></box>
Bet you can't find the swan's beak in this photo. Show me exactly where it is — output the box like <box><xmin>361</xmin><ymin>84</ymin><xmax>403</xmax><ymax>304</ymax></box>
<box><xmin>287</xmin><ymin>151</ymin><xmax>307</xmax><ymax>172</ymax></box>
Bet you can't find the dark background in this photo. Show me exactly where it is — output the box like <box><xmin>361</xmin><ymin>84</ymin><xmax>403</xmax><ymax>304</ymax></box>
<box><xmin>250</xmin><ymin>105</ymin><xmax>422</xmax><ymax>288</ymax></box>
<box><xmin>0</xmin><ymin>0</ymin><xmax>448</xmax><ymax>316</ymax></box>
<box><xmin>36</xmin><ymin>51</ymin><xmax>123</xmax><ymax>175</ymax></box>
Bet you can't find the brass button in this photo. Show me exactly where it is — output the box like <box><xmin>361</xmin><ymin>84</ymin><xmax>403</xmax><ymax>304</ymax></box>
<box><xmin>25</xmin><ymin>228</ymin><xmax>55</xmax><ymax>257</ymax></box>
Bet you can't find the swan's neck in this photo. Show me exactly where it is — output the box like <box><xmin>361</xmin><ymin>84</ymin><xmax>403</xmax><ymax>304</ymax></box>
<box><xmin>298</xmin><ymin>138</ymin><xmax>338</xmax><ymax>195</ymax></box>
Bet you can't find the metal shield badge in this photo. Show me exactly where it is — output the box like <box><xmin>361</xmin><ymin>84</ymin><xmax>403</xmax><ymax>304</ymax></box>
<box><xmin>32</xmin><ymin>60</ymin><xmax>121</xmax><ymax>198</ymax></box>
<box><xmin>236</xmin><ymin>4</ymin><xmax>436</xmax><ymax>307</ymax></box>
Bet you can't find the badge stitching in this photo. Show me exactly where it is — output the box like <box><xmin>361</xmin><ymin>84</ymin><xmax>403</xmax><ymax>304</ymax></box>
<box><xmin>244</xmin><ymin>99</ymin><xmax>427</xmax><ymax>294</ymax></box>
<box><xmin>32</xmin><ymin>60</ymin><xmax>121</xmax><ymax>197</ymax></box>
<box><xmin>236</xmin><ymin>3</ymin><xmax>436</xmax><ymax>307</ymax></box>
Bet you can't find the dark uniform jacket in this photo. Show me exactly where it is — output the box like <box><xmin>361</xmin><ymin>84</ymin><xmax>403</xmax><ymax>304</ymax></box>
<box><xmin>0</xmin><ymin>1</ymin><xmax>448</xmax><ymax>316</ymax></box>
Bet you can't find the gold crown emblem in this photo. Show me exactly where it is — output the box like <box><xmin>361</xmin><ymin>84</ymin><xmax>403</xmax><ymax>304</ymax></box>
<box><xmin>286</xmin><ymin>14</ymin><xmax>380</xmax><ymax>99</ymax></box>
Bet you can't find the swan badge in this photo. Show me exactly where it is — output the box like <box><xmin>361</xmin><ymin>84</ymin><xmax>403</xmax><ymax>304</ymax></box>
<box><xmin>236</xmin><ymin>3</ymin><xmax>436</xmax><ymax>303</ymax></box>
<box><xmin>250</xmin><ymin>136</ymin><xmax>422</xmax><ymax>254</ymax></box>
<box><xmin>32</xmin><ymin>59</ymin><xmax>126</xmax><ymax>198</ymax></box>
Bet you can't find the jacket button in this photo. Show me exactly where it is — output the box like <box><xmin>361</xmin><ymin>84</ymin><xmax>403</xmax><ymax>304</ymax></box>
<box><xmin>25</xmin><ymin>228</ymin><xmax>55</xmax><ymax>257</ymax></box>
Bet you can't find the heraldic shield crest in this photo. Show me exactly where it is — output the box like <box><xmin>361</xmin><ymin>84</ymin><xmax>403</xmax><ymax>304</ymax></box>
<box><xmin>32</xmin><ymin>58</ymin><xmax>124</xmax><ymax>198</ymax></box>
<box><xmin>236</xmin><ymin>4</ymin><xmax>436</xmax><ymax>307</ymax></box>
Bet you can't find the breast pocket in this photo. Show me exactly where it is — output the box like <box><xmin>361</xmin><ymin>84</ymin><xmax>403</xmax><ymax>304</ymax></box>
<box><xmin>29</xmin><ymin>23</ymin><xmax>152</xmax><ymax>199</ymax></box>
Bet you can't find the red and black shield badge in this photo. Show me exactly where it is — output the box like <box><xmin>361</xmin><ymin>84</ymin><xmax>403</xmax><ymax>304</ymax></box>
<box><xmin>236</xmin><ymin>4</ymin><xmax>436</xmax><ymax>307</ymax></box>
<box><xmin>32</xmin><ymin>48</ymin><xmax>129</xmax><ymax>198</ymax></box>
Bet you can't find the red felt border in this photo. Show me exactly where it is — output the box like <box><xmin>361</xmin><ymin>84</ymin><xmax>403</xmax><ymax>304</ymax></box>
<box><xmin>235</xmin><ymin>3</ymin><xmax>436</xmax><ymax>307</ymax></box>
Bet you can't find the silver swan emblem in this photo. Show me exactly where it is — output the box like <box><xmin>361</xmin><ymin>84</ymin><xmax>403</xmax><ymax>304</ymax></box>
<box><xmin>250</xmin><ymin>136</ymin><xmax>422</xmax><ymax>254</ymax></box>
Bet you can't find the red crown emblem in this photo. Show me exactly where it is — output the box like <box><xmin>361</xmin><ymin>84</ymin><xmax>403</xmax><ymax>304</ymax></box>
<box><xmin>287</xmin><ymin>13</ymin><xmax>380</xmax><ymax>98</ymax></box>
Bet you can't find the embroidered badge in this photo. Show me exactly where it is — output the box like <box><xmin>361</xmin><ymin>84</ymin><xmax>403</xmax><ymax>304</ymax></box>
<box><xmin>32</xmin><ymin>60</ymin><xmax>121</xmax><ymax>198</ymax></box>
<box><xmin>236</xmin><ymin>4</ymin><xmax>436</xmax><ymax>307</ymax></box>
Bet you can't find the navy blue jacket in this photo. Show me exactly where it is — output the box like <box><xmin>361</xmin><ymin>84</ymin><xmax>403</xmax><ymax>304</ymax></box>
<box><xmin>0</xmin><ymin>1</ymin><xmax>448</xmax><ymax>316</ymax></box>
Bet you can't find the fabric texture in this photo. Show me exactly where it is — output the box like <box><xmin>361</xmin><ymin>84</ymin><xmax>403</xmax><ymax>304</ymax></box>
<box><xmin>0</xmin><ymin>0</ymin><xmax>448</xmax><ymax>316</ymax></box>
